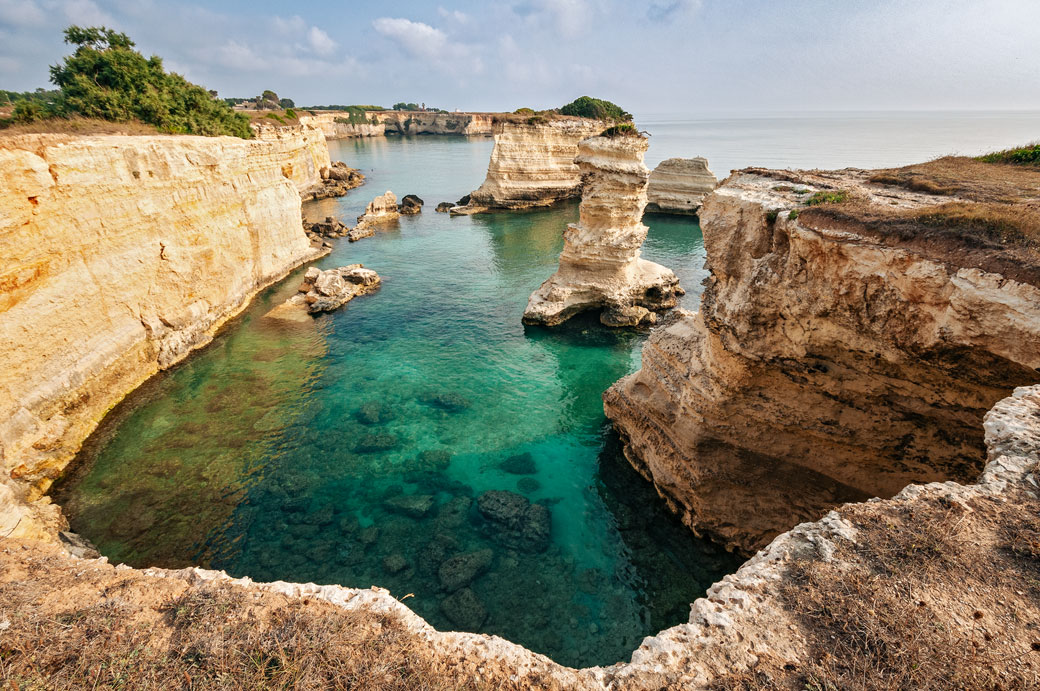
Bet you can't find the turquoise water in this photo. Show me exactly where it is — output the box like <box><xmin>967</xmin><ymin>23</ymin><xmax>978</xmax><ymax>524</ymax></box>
<box><xmin>55</xmin><ymin>135</ymin><xmax>739</xmax><ymax>668</ymax></box>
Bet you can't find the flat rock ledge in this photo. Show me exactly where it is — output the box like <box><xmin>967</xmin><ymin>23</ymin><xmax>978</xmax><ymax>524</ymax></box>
<box><xmin>523</xmin><ymin>134</ymin><xmax>683</xmax><ymax>327</ymax></box>
<box><xmin>266</xmin><ymin>265</ymin><xmax>380</xmax><ymax>321</ymax></box>
<box><xmin>645</xmin><ymin>157</ymin><xmax>717</xmax><ymax>215</ymax></box>
<box><xmin>301</xmin><ymin>161</ymin><xmax>365</xmax><ymax>202</ymax></box>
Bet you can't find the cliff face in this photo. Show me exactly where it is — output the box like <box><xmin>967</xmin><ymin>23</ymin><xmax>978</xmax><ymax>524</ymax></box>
<box><xmin>250</xmin><ymin>122</ymin><xmax>331</xmax><ymax>197</ymax></box>
<box><xmin>299</xmin><ymin>111</ymin><xmax>495</xmax><ymax>139</ymax></box>
<box><xmin>0</xmin><ymin>133</ymin><xmax>326</xmax><ymax>518</ymax></box>
<box><xmin>523</xmin><ymin>135</ymin><xmax>683</xmax><ymax>326</ymax></box>
<box><xmin>456</xmin><ymin>117</ymin><xmax>607</xmax><ymax>213</ymax></box>
<box><xmin>604</xmin><ymin>167</ymin><xmax>1040</xmax><ymax>553</ymax></box>
<box><xmin>645</xmin><ymin>157</ymin><xmax>716</xmax><ymax>215</ymax></box>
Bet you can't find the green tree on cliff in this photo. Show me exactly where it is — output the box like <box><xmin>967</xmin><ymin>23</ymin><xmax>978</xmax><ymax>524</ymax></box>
<box><xmin>11</xmin><ymin>25</ymin><xmax>252</xmax><ymax>138</ymax></box>
<box><xmin>559</xmin><ymin>96</ymin><xmax>632</xmax><ymax>122</ymax></box>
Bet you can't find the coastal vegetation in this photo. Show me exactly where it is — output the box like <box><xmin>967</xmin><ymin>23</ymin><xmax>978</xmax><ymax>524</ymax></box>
<box><xmin>1</xmin><ymin>26</ymin><xmax>252</xmax><ymax>138</ymax></box>
<box><xmin>978</xmin><ymin>142</ymin><xmax>1040</xmax><ymax>166</ymax></box>
<box><xmin>559</xmin><ymin>96</ymin><xmax>632</xmax><ymax>122</ymax></box>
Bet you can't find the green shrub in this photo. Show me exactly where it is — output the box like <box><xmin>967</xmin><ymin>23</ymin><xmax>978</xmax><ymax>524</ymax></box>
<box><xmin>600</xmin><ymin>123</ymin><xmax>639</xmax><ymax>137</ymax></box>
<box><xmin>559</xmin><ymin>96</ymin><xmax>632</xmax><ymax>121</ymax></box>
<box><xmin>978</xmin><ymin>143</ymin><xmax>1040</xmax><ymax>166</ymax></box>
<box><xmin>43</xmin><ymin>25</ymin><xmax>252</xmax><ymax>137</ymax></box>
<box><xmin>805</xmin><ymin>190</ymin><xmax>848</xmax><ymax>206</ymax></box>
<box><xmin>789</xmin><ymin>209</ymin><xmax>800</xmax><ymax>220</ymax></box>
<box><xmin>514</xmin><ymin>107</ymin><xmax>535</xmax><ymax>115</ymax></box>
<box><xmin>284</xmin><ymin>108</ymin><xmax>296</xmax><ymax>119</ymax></box>
<box><xmin>264</xmin><ymin>112</ymin><xmax>286</xmax><ymax>125</ymax></box>
<box><xmin>526</xmin><ymin>115</ymin><xmax>546</xmax><ymax>125</ymax></box>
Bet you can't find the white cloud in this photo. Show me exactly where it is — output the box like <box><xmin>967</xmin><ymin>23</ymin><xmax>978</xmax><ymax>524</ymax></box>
<box><xmin>514</xmin><ymin>0</ymin><xmax>591</xmax><ymax>37</ymax></box>
<box><xmin>372</xmin><ymin>17</ymin><xmax>452</xmax><ymax>59</ymax></box>
<box><xmin>307</xmin><ymin>26</ymin><xmax>336</xmax><ymax>55</ymax></box>
<box><xmin>0</xmin><ymin>0</ymin><xmax>46</xmax><ymax>26</ymax></box>
<box><xmin>272</xmin><ymin>15</ymin><xmax>306</xmax><ymax>34</ymax></box>
<box><xmin>437</xmin><ymin>7</ymin><xmax>469</xmax><ymax>23</ymax></box>
<box><xmin>216</xmin><ymin>40</ymin><xmax>266</xmax><ymax>71</ymax></box>
<box><xmin>60</xmin><ymin>0</ymin><xmax>114</xmax><ymax>26</ymax></box>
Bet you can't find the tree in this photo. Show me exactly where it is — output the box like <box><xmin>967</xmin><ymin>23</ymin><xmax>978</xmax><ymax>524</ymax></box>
<box><xmin>559</xmin><ymin>96</ymin><xmax>632</xmax><ymax>122</ymax></box>
<box><xmin>42</xmin><ymin>25</ymin><xmax>253</xmax><ymax>137</ymax></box>
<box><xmin>278</xmin><ymin>97</ymin><xmax>295</xmax><ymax>109</ymax></box>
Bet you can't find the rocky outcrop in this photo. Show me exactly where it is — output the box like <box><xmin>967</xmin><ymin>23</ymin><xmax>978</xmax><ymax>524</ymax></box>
<box><xmin>348</xmin><ymin>190</ymin><xmax>400</xmax><ymax>242</ymax></box>
<box><xmin>0</xmin><ymin>133</ymin><xmax>328</xmax><ymax>527</ymax></box>
<box><xmin>645</xmin><ymin>157</ymin><xmax>716</xmax><ymax>215</ymax></box>
<box><xmin>311</xmin><ymin>161</ymin><xmax>364</xmax><ymax>201</ymax></box>
<box><xmin>299</xmin><ymin>111</ymin><xmax>496</xmax><ymax>139</ymax></box>
<box><xmin>400</xmin><ymin>194</ymin><xmax>423</xmax><ymax>214</ymax></box>
<box><xmin>453</xmin><ymin>117</ymin><xmax>607</xmax><ymax>213</ymax></box>
<box><xmin>604</xmin><ymin>167</ymin><xmax>1040</xmax><ymax>554</ymax></box>
<box><xmin>266</xmin><ymin>265</ymin><xmax>380</xmax><ymax>321</ymax></box>
<box><xmin>523</xmin><ymin>134</ymin><xmax>683</xmax><ymax>327</ymax></box>
<box><xmin>305</xmin><ymin>216</ymin><xmax>350</xmax><ymax>238</ymax></box>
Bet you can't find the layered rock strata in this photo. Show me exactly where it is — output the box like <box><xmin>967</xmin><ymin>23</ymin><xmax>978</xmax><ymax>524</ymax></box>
<box><xmin>267</xmin><ymin>265</ymin><xmax>380</xmax><ymax>321</ymax></box>
<box><xmin>453</xmin><ymin>117</ymin><xmax>607</xmax><ymax>214</ymax></box>
<box><xmin>251</xmin><ymin>122</ymin><xmax>363</xmax><ymax>201</ymax></box>
<box><xmin>299</xmin><ymin>111</ymin><xmax>496</xmax><ymax>139</ymax></box>
<box><xmin>605</xmin><ymin>167</ymin><xmax>1040</xmax><ymax>553</ymax></box>
<box><xmin>0</xmin><ymin>133</ymin><xmax>328</xmax><ymax>527</ymax></box>
<box><xmin>348</xmin><ymin>190</ymin><xmax>400</xmax><ymax>242</ymax></box>
<box><xmin>645</xmin><ymin>157</ymin><xmax>716</xmax><ymax>215</ymax></box>
<box><xmin>523</xmin><ymin>134</ymin><xmax>683</xmax><ymax>327</ymax></box>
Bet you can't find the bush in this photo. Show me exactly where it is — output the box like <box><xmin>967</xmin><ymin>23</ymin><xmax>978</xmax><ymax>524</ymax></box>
<box><xmin>599</xmin><ymin>123</ymin><xmax>639</xmax><ymax>137</ymax></box>
<box><xmin>514</xmin><ymin>107</ymin><xmax>535</xmax><ymax>115</ymax></box>
<box><xmin>44</xmin><ymin>25</ymin><xmax>252</xmax><ymax>137</ymax></box>
<box><xmin>559</xmin><ymin>96</ymin><xmax>632</xmax><ymax>121</ymax></box>
<box><xmin>978</xmin><ymin>143</ymin><xmax>1040</xmax><ymax>166</ymax></box>
<box><xmin>805</xmin><ymin>190</ymin><xmax>848</xmax><ymax>206</ymax></box>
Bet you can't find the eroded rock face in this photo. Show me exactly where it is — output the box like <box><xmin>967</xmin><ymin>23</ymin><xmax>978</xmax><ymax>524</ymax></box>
<box><xmin>604</xmin><ymin>169</ymin><xmax>1040</xmax><ymax>553</ymax></box>
<box><xmin>348</xmin><ymin>190</ymin><xmax>400</xmax><ymax>242</ymax></box>
<box><xmin>0</xmin><ymin>133</ymin><xmax>327</xmax><ymax>509</ymax></box>
<box><xmin>299</xmin><ymin>111</ymin><xmax>496</xmax><ymax>139</ymax></box>
<box><xmin>454</xmin><ymin>117</ymin><xmax>606</xmax><ymax>213</ymax></box>
<box><xmin>400</xmin><ymin>194</ymin><xmax>424</xmax><ymax>214</ymax></box>
<box><xmin>645</xmin><ymin>157</ymin><xmax>716</xmax><ymax>215</ymax></box>
<box><xmin>523</xmin><ymin>135</ymin><xmax>683</xmax><ymax>327</ymax></box>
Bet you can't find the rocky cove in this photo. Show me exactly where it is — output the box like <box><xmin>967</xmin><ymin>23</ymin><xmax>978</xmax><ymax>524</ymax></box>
<box><xmin>2</xmin><ymin>116</ymin><xmax>1040</xmax><ymax>687</ymax></box>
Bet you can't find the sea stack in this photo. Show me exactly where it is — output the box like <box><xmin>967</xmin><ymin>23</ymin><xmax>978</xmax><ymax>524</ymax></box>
<box><xmin>523</xmin><ymin>132</ymin><xmax>683</xmax><ymax>327</ymax></box>
<box><xmin>645</xmin><ymin>157</ymin><xmax>717</xmax><ymax>215</ymax></box>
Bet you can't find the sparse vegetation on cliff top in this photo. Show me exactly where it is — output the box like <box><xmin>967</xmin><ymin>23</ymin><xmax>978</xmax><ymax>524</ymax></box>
<box><xmin>1</xmin><ymin>26</ymin><xmax>252</xmax><ymax>138</ymax></box>
<box><xmin>600</xmin><ymin>123</ymin><xmax>641</xmax><ymax>138</ymax></box>
<box><xmin>978</xmin><ymin>142</ymin><xmax>1040</xmax><ymax>166</ymax></box>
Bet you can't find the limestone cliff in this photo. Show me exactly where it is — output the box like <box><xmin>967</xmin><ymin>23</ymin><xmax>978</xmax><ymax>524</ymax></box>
<box><xmin>455</xmin><ymin>117</ymin><xmax>607</xmax><ymax>213</ymax></box>
<box><xmin>0</xmin><ymin>133</ymin><xmax>327</xmax><ymax>519</ymax></box>
<box><xmin>299</xmin><ymin>111</ymin><xmax>495</xmax><ymax>139</ymax></box>
<box><xmin>605</xmin><ymin>166</ymin><xmax>1040</xmax><ymax>553</ymax></box>
<box><xmin>523</xmin><ymin>134</ymin><xmax>683</xmax><ymax>327</ymax></box>
<box><xmin>645</xmin><ymin>157</ymin><xmax>716</xmax><ymax>215</ymax></box>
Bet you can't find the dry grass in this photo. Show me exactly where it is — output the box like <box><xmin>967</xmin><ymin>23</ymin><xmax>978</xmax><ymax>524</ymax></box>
<box><xmin>773</xmin><ymin>491</ymin><xmax>1040</xmax><ymax>690</ymax></box>
<box><xmin>0</xmin><ymin>541</ymin><xmax>566</xmax><ymax>691</ymax></box>
<box><xmin>0</xmin><ymin>116</ymin><xmax>161</xmax><ymax>136</ymax></box>
<box><xmin>867</xmin><ymin>156</ymin><xmax>1040</xmax><ymax>204</ymax></box>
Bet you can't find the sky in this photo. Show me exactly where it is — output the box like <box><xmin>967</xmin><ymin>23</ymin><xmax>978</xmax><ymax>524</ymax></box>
<box><xmin>1</xmin><ymin>0</ymin><xmax>1039</xmax><ymax>115</ymax></box>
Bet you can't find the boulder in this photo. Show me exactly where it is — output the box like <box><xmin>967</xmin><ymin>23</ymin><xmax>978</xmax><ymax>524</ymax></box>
<box><xmin>384</xmin><ymin>493</ymin><xmax>436</xmax><ymax>518</ymax></box>
<box><xmin>382</xmin><ymin>553</ymin><xmax>409</xmax><ymax>574</ymax></box>
<box><xmin>477</xmin><ymin>490</ymin><xmax>551</xmax><ymax>552</ymax></box>
<box><xmin>440</xmin><ymin>588</ymin><xmax>488</xmax><ymax>630</ymax></box>
<box><xmin>499</xmin><ymin>452</ymin><xmax>536</xmax><ymax>475</ymax></box>
<box><xmin>439</xmin><ymin>548</ymin><xmax>493</xmax><ymax>591</ymax></box>
<box><xmin>400</xmin><ymin>194</ymin><xmax>424</xmax><ymax>214</ymax></box>
<box><xmin>435</xmin><ymin>202</ymin><xmax>454</xmax><ymax>213</ymax></box>
<box><xmin>305</xmin><ymin>216</ymin><xmax>350</xmax><ymax>238</ymax></box>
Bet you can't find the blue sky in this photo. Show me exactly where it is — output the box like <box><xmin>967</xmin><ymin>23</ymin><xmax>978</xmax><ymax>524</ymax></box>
<box><xmin>1</xmin><ymin>0</ymin><xmax>1039</xmax><ymax>114</ymax></box>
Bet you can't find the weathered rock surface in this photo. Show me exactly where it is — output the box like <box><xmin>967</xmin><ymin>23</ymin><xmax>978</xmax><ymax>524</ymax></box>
<box><xmin>477</xmin><ymin>490</ymin><xmax>551</xmax><ymax>553</ymax></box>
<box><xmin>435</xmin><ymin>202</ymin><xmax>454</xmax><ymax>213</ymax></box>
<box><xmin>605</xmin><ymin>167</ymin><xmax>1040</xmax><ymax>554</ymax></box>
<box><xmin>453</xmin><ymin>117</ymin><xmax>606</xmax><ymax>214</ymax></box>
<box><xmin>440</xmin><ymin>587</ymin><xmax>488</xmax><ymax>630</ymax></box>
<box><xmin>348</xmin><ymin>190</ymin><xmax>400</xmax><ymax>242</ymax></box>
<box><xmin>400</xmin><ymin>194</ymin><xmax>424</xmax><ymax>214</ymax></box>
<box><xmin>305</xmin><ymin>215</ymin><xmax>349</xmax><ymax>238</ymax></box>
<box><xmin>267</xmin><ymin>265</ymin><xmax>380</xmax><ymax>321</ymax></box>
<box><xmin>645</xmin><ymin>157</ymin><xmax>716</xmax><ymax>215</ymax></box>
<box><xmin>299</xmin><ymin>111</ymin><xmax>496</xmax><ymax>139</ymax></box>
<box><xmin>312</xmin><ymin>161</ymin><xmax>365</xmax><ymax>200</ymax></box>
<box><xmin>523</xmin><ymin>134</ymin><xmax>683</xmax><ymax>327</ymax></box>
<box><xmin>0</xmin><ymin>133</ymin><xmax>327</xmax><ymax>513</ymax></box>
<box><xmin>439</xmin><ymin>548</ymin><xmax>493</xmax><ymax>591</ymax></box>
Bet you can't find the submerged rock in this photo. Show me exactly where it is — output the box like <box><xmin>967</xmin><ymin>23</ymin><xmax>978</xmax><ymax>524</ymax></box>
<box><xmin>440</xmin><ymin>587</ymin><xmax>488</xmax><ymax>630</ymax></box>
<box><xmin>517</xmin><ymin>477</ymin><xmax>541</xmax><ymax>494</ymax></box>
<box><xmin>357</xmin><ymin>401</ymin><xmax>397</xmax><ymax>425</ymax></box>
<box><xmin>356</xmin><ymin>432</ymin><xmax>398</xmax><ymax>453</ymax></box>
<box><xmin>417</xmin><ymin>449</ymin><xmax>452</xmax><ymax>470</ymax></box>
<box><xmin>477</xmin><ymin>490</ymin><xmax>551</xmax><ymax>553</ymax></box>
<box><xmin>382</xmin><ymin>553</ymin><xmax>409</xmax><ymax>574</ymax></box>
<box><xmin>400</xmin><ymin>194</ymin><xmax>424</xmax><ymax>214</ymax></box>
<box><xmin>420</xmin><ymin>392</ymin><xmax>471</xmax><ymax>412</ymax></box>
<box><xmin>435</xmin><ymin>202</ymin><xmax>454</xmax><ymax>213</ymax></box>
<box><xmin>438</xmin><ymin>548</ymin><xmax>493</xmax><ymax>591</ymax></box>
<box><xmin>523</xmin><ymin>134</ymin><xmax>683</xmax><ymax>327</ymax></box>
<box><xmin>384</xmin><ymin>493</ymin><xmax>435</xmax><ymax>518</ymax></box>
<box><xmin>499</xmin><ymin>452</ymin><xmax>536</xmax><ymax>475</ymax></box>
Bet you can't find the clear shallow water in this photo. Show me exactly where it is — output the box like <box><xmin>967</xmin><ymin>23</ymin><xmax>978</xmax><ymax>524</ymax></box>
<box><xmin>56</xmin><ymin>135</ymin><xmax>738</xmax><ymax>668</ymax></box>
